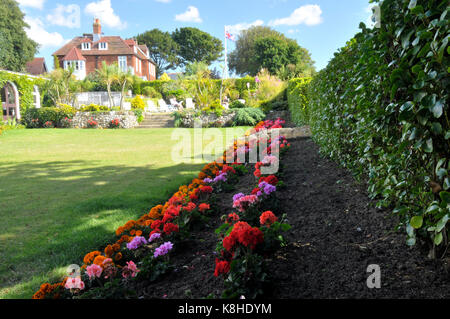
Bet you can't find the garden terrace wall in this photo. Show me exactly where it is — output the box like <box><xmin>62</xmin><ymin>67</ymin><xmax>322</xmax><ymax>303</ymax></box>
<box><xmin>176</xmin><ymin>110</ymin><xmax>236</xmax><ymax>128</ymax></box>
<box><xmin>306</xmin><ymin>0</ymin><xmax>449</xmax><ymax>250</ymax></box>
<box><xmin>71</xmin><ymin>111</ymin><xmax>139</xmax><ymax>129</ymax></box>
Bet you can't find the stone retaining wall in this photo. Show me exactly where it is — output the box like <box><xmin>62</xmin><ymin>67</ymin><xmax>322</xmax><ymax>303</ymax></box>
<box><xmin>71</xmin><ymin>111</ymin><xmax>139</xmax><ymax>129</ymax></box>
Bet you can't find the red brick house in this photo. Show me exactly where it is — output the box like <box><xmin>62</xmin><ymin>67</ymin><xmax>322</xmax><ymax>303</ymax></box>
<box><xmin>53</xmin><ymin>19</ymin><xmax>156</xmax><ymax>81</ymax></box>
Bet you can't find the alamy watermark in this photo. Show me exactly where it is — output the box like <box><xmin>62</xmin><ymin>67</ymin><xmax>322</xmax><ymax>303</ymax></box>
<box><xmin>366</xmin><ymin>264</ymin><xmax>381</xmax><ymax>289</ymax></box>
<box><xmin>170</xmin><ymin>121</ymin><xmax>281</xmax><ymax>175</ymax></box>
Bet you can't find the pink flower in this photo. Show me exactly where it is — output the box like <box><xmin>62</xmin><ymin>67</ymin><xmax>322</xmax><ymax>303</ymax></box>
<box><xmin>65</xmin><ymin>277</ymin><xmax>85</xmax><ymax>290</ymax></box>
<box><xmin>86</xmin><ymin>264</ymin><xmax>102</xmax><ymax>280</ymax></box>
<box><xmin>122</xmin><ymin>261</ymin><xmax>139</xmax><ymax>279</ymax></box>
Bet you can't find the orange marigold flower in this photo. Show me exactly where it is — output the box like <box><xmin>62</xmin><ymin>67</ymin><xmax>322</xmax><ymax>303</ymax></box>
<box><xmin>104</xmin><ymin>245</ymin><xmax>114</xmax><ymax>258</ymax></box>
<box><xmin>93</xmin><ymin>255</ymin><xmax>108</xmax><ymax>267</ymax></box>
<box><xmin>115</xmin><ymin>252</ymin><xmax>122</xmax><ymax>261</ymax></box>
<box><xmin>83</xmin><ymin>251</ymin><xmax>101</xmax><ymax>265</ymax></box>
<box><xmin>135</xmin><ymin>230</ymin><xmax>143</xmax><ymax>236</ymax></box>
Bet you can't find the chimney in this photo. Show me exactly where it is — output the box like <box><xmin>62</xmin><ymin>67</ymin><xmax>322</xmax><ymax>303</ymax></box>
<box><xmin>93</xmin><ymin>18</ymin><xmax>101</xmax><ymax>42</ymax></box>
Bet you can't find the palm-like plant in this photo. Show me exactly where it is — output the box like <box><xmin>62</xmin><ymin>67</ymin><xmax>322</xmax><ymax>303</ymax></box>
<box><xmin>115</xmin><ymin>70</ymin><xmax>135</xmax><ymax>110</ymax></box>
<box><xmin>96</xmin><ymin>61</ymin><xmax>119</xmax><ymax>108</ymax></box>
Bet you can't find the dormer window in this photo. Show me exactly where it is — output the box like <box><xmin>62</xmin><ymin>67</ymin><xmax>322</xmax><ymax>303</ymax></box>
<box><xmin>81</xmin><ymin>42</ymin><xmax>91</xmax><ymax>50</ymax></box>
<box><xmin>99</xmin><ymin>42</ymin><xmax>108</xmax><ymax>50</ymax></box>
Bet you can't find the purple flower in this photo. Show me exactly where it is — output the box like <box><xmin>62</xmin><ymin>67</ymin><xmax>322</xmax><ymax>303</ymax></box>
<box><xmin>213</xmin><ymin>172</ymin><xmax>227</xmax><ymax>183</ymax></box>
<box><xmin>126</xmin><ymin>236</ymin><xmax>147</xmax><ymax>250</ymax></box>
<box><xmin>154</xmin><ymin>241</ymin><xmax>174</xmax><ymax>258</ymax></box>
<box><xmin>203</xmin><ymin>178</ymin><xmax>213</xmax><ymax>183</ymax></box>
<box><xmin>149</xmin><ymin>232</ymin><xmax>161</xmax><ymax>243</ymax></box>
<box><xmin>233</xmin><ymin>193</ymin><xmax>245</xmax><ymax>202</ymax></box>
<box><xmin>258</xmin><ymin>182</ymin><xmax>276</xmax><ymax>196</ymax></box>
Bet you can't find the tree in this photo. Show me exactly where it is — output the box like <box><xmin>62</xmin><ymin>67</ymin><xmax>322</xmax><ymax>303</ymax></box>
<box><xmin>115</xmin><ymin>70</ymin><xmax>135</xmax><ymax>110</ymax></box>
<box><xmin>228</xmin><ymin>26</ymin><xmax>315</xmax><ymax>77</ymax></box>
<box><xmin>228</xmin><ymin>26</ymin><xmax>282</xmax><ymax>76</ymax></box>
<box><xmin>171</xmin><ymin>27</ymin><xmax>223</xmax><ymax>66</ymax></box>
<box><xmin>0</xmin><ymin>0</ymin><xmax>38</xmax><ymax>71</ymax></box>
<box><xmin>136</xmin><ymin>29</ymin><xmax>180</xmax><ymax>79</ymax></box>
<box><xmin>96</xmin><ymin>61</ymin><xmax>119</xmax><ymax>108</ymax></box>
<box><xmin>44</xmin><ymin>67</ymin><xmax>78</xmax><ymax>106</ymax></box>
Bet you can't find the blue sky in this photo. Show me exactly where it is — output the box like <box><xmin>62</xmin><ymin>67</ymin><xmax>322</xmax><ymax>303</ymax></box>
<box><xmin>17</xmin><ymin>0</ymin><xmax>374</xmax><ymax>74</ymax></box>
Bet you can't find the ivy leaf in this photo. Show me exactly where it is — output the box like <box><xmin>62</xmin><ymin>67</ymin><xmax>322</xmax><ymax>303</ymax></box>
<box><xmin>436</xmin><ymin>215</ymin><xmax>449</xmax><ymax>232</ymax></box>
<box><xmin>440</xmin><ymin>191</ymin><xmax>450</xmax><ymax>204</ymax></box>
<box><xmin>431</xmin><ymin>100</ymin><xmax>444</xmax><ymax>118</ymax></box>
<box><xmin>431</xmin><ymin>122</ymin><xmax>442</xmax><ymax>134</ymax></box>
<box><xmin>423</xmin><ymin>138</ymin><xmax>433</xmax><ymax>153</ymax></box>
<box><xmin>410</xmin><ymin>216</ymin><xmax>423</xmax><ymax>229</ymax></box>
<box><xmin>408</xmin><ymin>0</ymin><xmax>417</xmax><ymax>9</ymax></box>
<box><xmin>434</xmin><ymin>232</ymin><xmax>443</xmax><ymax>246</ymax></box>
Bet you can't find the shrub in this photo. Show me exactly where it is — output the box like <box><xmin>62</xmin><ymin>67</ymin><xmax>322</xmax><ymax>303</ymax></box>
<box><xmin>233</xmin><ymin>108</ymin><xmax>266</xmax><ymax>126</ymax></box>
<box><xmin>133</xmin><ymin>109</ymin><xmax>144</xmax><ymax>123</ymax></box>
<box><xmin>142</xmin><ymin>86</ymin><xmax>162</xmax><ymax>99</ymax></box>
<box><xmin>287</xmin><ymin>77</ymin><xmax>312</xmax><ymax>125</ymax></box>
<box><xmin>86</xmin><ymin>118</ymin><xmax>98</xmax><ymax>129</ymax></box>
<box><xmin>109</xmin><ymin>118</ymin><xmax>121</xmax><ymax>129</ymax></box>
<box><xmin>80</xmin><ymin>104</ymin><xmax>109</xmax><ymax>112</ymax></box>
<box><xmin>131</xmin><ymin>95</ymin><xmax>146</xmax><ymax>110</ymax></box>
<box><xmin>307</xmin><ymin>0</ymin><xmax>449</xmax><ymax>254</ymax></box>
<box><xmin>230</xmin><ymin>100</ymin><xmax>246</xmax><ymax>109</ymax></box>
<box><xmin>22</xmin><ymin>107</ymin><xmax>76</xmax><ymax>128</ymax></box>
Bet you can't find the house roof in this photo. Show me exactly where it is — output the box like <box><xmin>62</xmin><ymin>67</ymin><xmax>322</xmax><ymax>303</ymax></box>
<box><xmin>26</xmin><ymin>58</ymin><xmax>47</xmax><ymax>75</ymax></box>
<box><xmin>62</xmin><ymin>47</ymin><xmax>86</xmax><ymax>61</ymax></box>
<box><xmin>53</xmin><ymin>36</ymin><xmax>153</xmax><ymax>63</ymax></box>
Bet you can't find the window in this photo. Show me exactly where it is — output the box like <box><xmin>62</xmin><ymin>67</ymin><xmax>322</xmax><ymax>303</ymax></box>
<box><xmin>99</xmin><ymin>42</ymin><xmax>108</xmax><ymax>50</ymax></box>
<box><xmin>118</xmin><ymin>56</ymin><xmax>127</xmax><ymax>72</ymax></box>
<box><xmin>81</xmin><ymin>42</ymin><xmax>91</xmax><ymax>50</ymax></box>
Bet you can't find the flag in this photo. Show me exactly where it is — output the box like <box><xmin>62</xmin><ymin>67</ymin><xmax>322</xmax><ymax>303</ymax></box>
<box><xmin>225</xmin><ymin>31</ymin><xmax>236</xmax><ymax>42</ymax></box>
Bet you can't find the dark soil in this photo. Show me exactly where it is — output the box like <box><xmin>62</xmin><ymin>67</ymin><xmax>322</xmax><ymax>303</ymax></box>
<box><xmin>139</xmin><ymin>137</ymin><xmax>450</xmax><ymax>299</ymax></box>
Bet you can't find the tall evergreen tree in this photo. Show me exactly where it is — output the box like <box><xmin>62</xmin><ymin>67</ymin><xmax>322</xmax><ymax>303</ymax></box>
<box><xmin>0</xmin><ymin>0</ymin><xmax>38</xmax><ymax>71</ymax></box>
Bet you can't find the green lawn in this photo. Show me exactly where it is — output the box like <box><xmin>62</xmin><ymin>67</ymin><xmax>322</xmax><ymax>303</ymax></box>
<box><xmin>0</xmin><ymin>127</ymin><xmax>249</xmax><ymax>299</ymax></box>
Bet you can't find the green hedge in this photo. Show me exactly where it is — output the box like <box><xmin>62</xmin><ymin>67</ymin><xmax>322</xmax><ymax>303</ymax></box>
<box><xmin>307</xmin><ymin>0</ymin><xmax>449</xmax><ymax>252</ymax></box>
<box><xmin>287</xmin><ymin>77</ymin><xmax>312</xmax><ymax>125</ymax></box>
<box><xmin>22</xmin><ymin>106</ymin><xmax>76</xmax><ymax>128</ymax></box>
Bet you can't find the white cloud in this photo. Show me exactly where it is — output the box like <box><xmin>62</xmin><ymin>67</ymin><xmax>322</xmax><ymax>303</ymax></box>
<box><xmin>287</xmin><ymin>29</ymin><xmax>300</xmax><ymax>34</ymax></box>
<box><xmin>226</xmin><ymin>20</ymin><xmax>264</xmax><ymax>35</ymax></box>
<box><xmin>16</xmin><ymin>0</ymin><xmax>45</xmax><ymax>9</ymax></box>
<box><xmin>269</xmin><ymin>4</ymin><xmax>323</xmax><ymax>26</ymax></box>
<box><xmin>46</xmin><ymin>4</ymin><xmax>81</xmax><ymax>28</ymax></box>
<box><xmin>84</xmin><ymin>0</ymin><xmax>127</xmax><ymax>29</ymax></box>
<box><xmin>155</xmin><ymin>0</ymin><xmax>171</xmax><ymax>3</ymax></box>
<box><xmin>365</xmin><ymin>4</ymin><xmax>379</xmax><ymax>28</ymax></box>
<box><xmin>24</xmin><ymin>16</ymin><xmax>66</xmax><ymax>48</ymax></box>
<box><xmin>175</xmin><ymin>6</ymin><xmax>202</xmax><ymax>23</ymax></box>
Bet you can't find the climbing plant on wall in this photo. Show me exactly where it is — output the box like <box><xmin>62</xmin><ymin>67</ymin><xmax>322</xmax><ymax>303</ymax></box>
<box><xmin>0</xmin><ymin>70</ymin><xmax>47</xmax><ymax>111</ymax></box>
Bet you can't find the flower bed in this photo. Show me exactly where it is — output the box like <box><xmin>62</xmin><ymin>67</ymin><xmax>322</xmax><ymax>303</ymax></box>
<box><xmin>32</xmin><ymin>118</ymin><xmax>291</xmax><ymax>299</ymax></box>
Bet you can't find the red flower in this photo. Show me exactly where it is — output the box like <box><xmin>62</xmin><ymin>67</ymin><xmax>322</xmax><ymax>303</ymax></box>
<box><xmin>198</xmin><ymin>203</ymin><xmax>210</xmax><ymax>213</ymax></box>
<box><xmin>223</xmin><ymin>234</ymin><xmax>237</xmax><ymax>252</ymax></box>
<box><xmin>226</xmin><ymin>213</ymin><xmax>240</xmax><ymax>224</ymax></box>
<box><xmin>259</xmin><ymin>175</ymin><xmax>278</xmax><ymax>186</ymax></box>
<box><xmin>200</xmin><ymin>186</ymin><xmax>213</xmax><ymax>194</ymax></box>
<box><xmin>214</xmin><ymin>259</ymin><xmax>231</xmax><ymax>277</ymax></box>
<box><xmin>236</xmin><ymin>226</ymin><xmax>264</xmax><ymax>249</ymax></box>
<box><xmin>221</xmin><ymin>165</ymin><xmax>236</xmax><ymax>175</ymax></box>
<box><xmin>251</xmin><ymin>187</ymin><xmax>260</xmax><ymax>195</ymax></box>
<box><xmin>163</xmin><ymin>223</ymin><xmax>179</xmax><ymax>235</ymax></box>
<box><xmin>254</xmin><ymin>169</ymin><xmax>261</xmax><ymax>178</ymax></box>
<box><xmin>260</xmin><ymin>211</ymin><xmax>278</xmax><ymax>227</ymax></box>
<box><xmin>151</xmin><ymin>220</ymin><xmax>163</xmax><ymax>230</ymax></box>
<box><xmin>183</xmin><ymin>202</ymin><xmax>196</xmax><ymax>212</ymax></box>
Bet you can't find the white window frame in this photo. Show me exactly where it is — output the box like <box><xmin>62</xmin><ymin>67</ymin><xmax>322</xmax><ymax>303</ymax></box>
<box><xmin>99</xmin><ymin>42</ymin><xmax>108</xmax><ymax>50</ymax></box>
<box><xmin>118</xmin><ymin>56</ymin><xmax>127</xmax><ymax>72</ymax></box>
<box><xmin>81</xmin><ymin>42</ymin><xmax>91</xmax><ymax>50</ymax></box>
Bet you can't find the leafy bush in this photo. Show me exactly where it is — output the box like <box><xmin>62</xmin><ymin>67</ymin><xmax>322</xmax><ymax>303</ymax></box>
<box><xmin>307</xmin><ymin>0</ymin><xmax>449</xmax><ymax>254</ymax></box>
<box><xmin>80</xmin><ymin>104</ymin><xmax>109</xmax><ymax>112</ymax></box>
<box><xmin>22</xmin><ymin>106</ymin><xmax>77</xmax><ymax>128</ymax></box>
<box><xmin>131</xmin><ymin>95</ymin><xmax>145</xmax><ymax>110</ymax></box>
<box><xmin>230</xmin><ymin>100</ymin><xmax>246</xmax><ymax>109</ymax></box>
<box><xmin>287</xmin><ymin>77</ymin><xmax>312</xmax><ymax>125</ymax></box>
<box><xmin>133</xmin><ymin>109</ymin><xmax>144</xmax><ymax>123</ymax></box>
<box><xmin>142</xmin><ymin>86</ymin><xmax>162</xmax><ymax>99</ymax></box>
<box><xmin>233</xmin><ymin>108</ymin><xmax>266</xmax><ymax>126</ymax></box>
